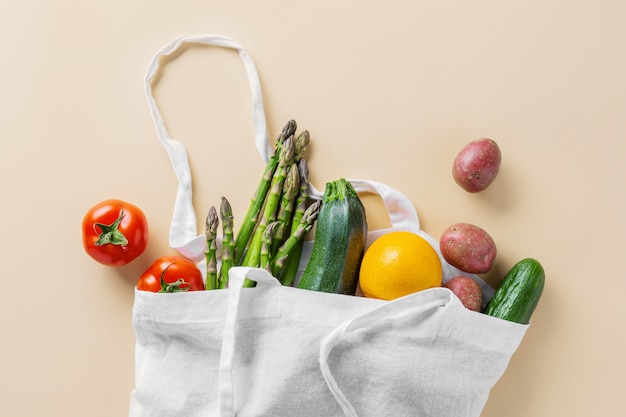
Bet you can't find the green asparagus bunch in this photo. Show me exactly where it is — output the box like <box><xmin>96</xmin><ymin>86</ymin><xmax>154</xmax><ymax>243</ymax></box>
<box><xmin>203</xmin><ymin>120</ymin><xmax>321</xmax><ymax>289</ymax></box>
<box><xmin>279</xmin><ymin>158</ymin><xmax>310</xmax><ymax>286</ymax></box>
<box><xmin>240</xmin><ymin>134</ymin><xmax>295</xmax><ymax>270</ymax></box>
<box><xmin>233</xmin><ymin>120</ymin><xmax>297</xmax><ymax>265</ymax></box>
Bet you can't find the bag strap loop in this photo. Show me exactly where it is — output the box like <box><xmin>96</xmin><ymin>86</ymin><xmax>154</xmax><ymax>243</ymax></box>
<box><xmin>319</xmin><ymin>288</ymin><xmax>456</xmax><ymax>417</ymax></box>
<box><xmin>144</xmin><ymin>34</ymin><xmax>270</xmax><ymax>261</ymax></box>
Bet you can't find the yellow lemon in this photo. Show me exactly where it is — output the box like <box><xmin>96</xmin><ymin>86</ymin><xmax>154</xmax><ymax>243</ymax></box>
<box><xmin>359</xmin><ymin>231</ymin><xmax>443</xmax><ymax>300</ymax></box>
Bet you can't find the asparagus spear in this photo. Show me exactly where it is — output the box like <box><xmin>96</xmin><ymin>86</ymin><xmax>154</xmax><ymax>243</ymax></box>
<box><xmin>271</xmin><ymin>162</ymin><xmax>300</xmax><ymax>255</ymax></box>
<box><xmin>270</xmin><ymin>199</ymin><xmax>322</xmax><ymax>281</ymax></box>
<box><xmin>233</xmin><ymin>120</ymin><xmax>297</xmax><ymax>264</ymax></box>
<box><xmin>279</xmin><ymin>159</ymin><xmax>311</xmax><ymax>285</ymax></box>
<box><xmin>290</xmin><ymin>159</ymin><xmax>310</xmax><ymax>234</ymax></box>
<box><xmin>276</xmin><ymin>119</ymin><xmax>298</xmax><ymax>143</ymax></box>
<box><xmin>205</xmin><ymin>206</ymin><xmax>219</xmax><ymax>290</ymax></box>
<box><xmin>260</xmin><ymin>221</ymin><xmax>280</xmax><ymax>271</ymax></box>
<box><xmin>218</xmin><ymin>197</ymin><xmax>235</xmax><ymax>289</ymax></box>
<box><xmin>293</xmin><ymin>129</ymin><xmax>310</xmax><ymax>162</ymax></box>
<box><xmin>241</xmin><ymin>135</ymin><xmax>295</xmax><ymax>270</ymax></box>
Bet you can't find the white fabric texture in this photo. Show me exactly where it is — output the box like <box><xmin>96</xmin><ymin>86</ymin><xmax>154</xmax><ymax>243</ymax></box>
<box><xmin>130</xmin><ymin>34</ymin><xmax>528</xmax><ymax>417</ymax></box>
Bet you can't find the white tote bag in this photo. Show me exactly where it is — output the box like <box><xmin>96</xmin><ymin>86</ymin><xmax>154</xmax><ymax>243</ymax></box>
<box><xmin>129</xmin><ymin>34</ymin><xmax>528</xmax><ymax>417</ymax></box>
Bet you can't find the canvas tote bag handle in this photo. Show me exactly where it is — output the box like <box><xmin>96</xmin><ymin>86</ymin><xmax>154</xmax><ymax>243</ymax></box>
<box><xmin>145</xmin><ymin>34</ymin><xmax>271</xmax><ymax>261</ymax></box>
<box><xmin>318</xmin><ymin>288</ymin><xmax>455</xmax><ymax>417</ymax></box>
<box><xmin>217</xmin><ymin>179</ymin><xmax>422</xmax><ymax>416</ymax></box>
<box><xmin>218</xmin><ymin>267</ymin><xmax>455</xmax><ymax>417</ymax></box>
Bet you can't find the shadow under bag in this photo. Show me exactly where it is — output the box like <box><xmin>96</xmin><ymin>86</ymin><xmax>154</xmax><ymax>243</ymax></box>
<box><xmin>129</xmin><ymin>34</ymin><xmax>528</xmax><ymax>417</ymax></box>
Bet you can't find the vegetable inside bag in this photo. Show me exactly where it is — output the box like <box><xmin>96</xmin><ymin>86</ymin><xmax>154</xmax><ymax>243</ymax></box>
<box><xmin>130</xmin><ymin>34</ymin><xmax>528</xmax><ymax>417</ymax></box>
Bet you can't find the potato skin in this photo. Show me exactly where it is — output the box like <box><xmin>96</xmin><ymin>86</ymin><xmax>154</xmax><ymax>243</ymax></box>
<box><xmin>452</xmin><ymin>138</ymin><xmax>501</xmax><ymax>193</ymax></box>
<box><xmin>444</xmin><ymin>276</ymin><xmax>483</xmax><ymax>311</ymax></box>
<box><xmin>439</xmin><ymin>223</ymin><xmax>497</xmax><ymax>274</ymax></box>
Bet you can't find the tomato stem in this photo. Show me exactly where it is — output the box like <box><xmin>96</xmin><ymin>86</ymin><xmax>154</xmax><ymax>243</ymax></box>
<box><xmin>94</xmin><ymin>209</ymin><xmax>128</xmax><ymax>247</ymax></box>
<box><xmin>158</xmin><ymin>263</ymin><xmax>190</xmax><ymax>293</ymax></box>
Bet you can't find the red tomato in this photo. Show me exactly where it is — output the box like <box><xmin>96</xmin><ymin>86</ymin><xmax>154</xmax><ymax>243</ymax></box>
<box><xmin>82</xmin><ymin>199</ymin><xmax>149</xmax><ymax>267</ymax></box>
<box><xmin>137</xmin><ymin>256</ymin><xmax>205</xmax><ymax>292</ymax></box>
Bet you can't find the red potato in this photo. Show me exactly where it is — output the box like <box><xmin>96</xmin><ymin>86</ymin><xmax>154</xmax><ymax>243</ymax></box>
<box><xmin>439</xmin><ymin>222</ymin><xmax>497</xmax><ymax>274</ymax></box>
<box><xmin>452</xmin><ymin>138</ymin><xmax>501</xmax><ymax>193</ymax></box>
<box><xmin>444</xmin><ymin>276</ymin><xmax>483</xmax><ymax>311</ymax></box>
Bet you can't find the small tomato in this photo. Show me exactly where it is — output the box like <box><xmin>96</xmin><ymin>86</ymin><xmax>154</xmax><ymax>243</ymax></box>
<box><xmin>137</xmin><ymin>256</ymin><xmax>205</xmax><ymax>292</ymax></box>
<box><xmin>82</xmin><ymin>199</ymin><xmax>149</xmax><ymax>267</ymax></box>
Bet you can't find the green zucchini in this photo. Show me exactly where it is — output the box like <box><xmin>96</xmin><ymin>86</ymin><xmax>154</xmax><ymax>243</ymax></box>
<box><xmin>484</xmin><ymin>258</ymin><xmax>545</xmax><ymax>324</ymax></box>
<box><xmin>298</xmin><ymin>178</ymin><xmax>367</xmax><ymax>295</ymax></box>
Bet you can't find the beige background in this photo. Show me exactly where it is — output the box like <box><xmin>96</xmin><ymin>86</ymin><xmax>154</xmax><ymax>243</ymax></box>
<box><xmin>1</xmin><ymin>1</ymin><xmax>624</xmax><ymax>416</ymax></box>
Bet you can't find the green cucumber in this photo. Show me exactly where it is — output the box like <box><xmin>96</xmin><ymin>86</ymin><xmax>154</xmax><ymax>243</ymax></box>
<box><xmin>484</xmin><ymin>258</ymin><xmax>545</xmax><ymax>324</ymax></box>
<box><xmin>298</xmin><ymin>178</ymin><xmax>367</xmax><ymax>295</ymax></box>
